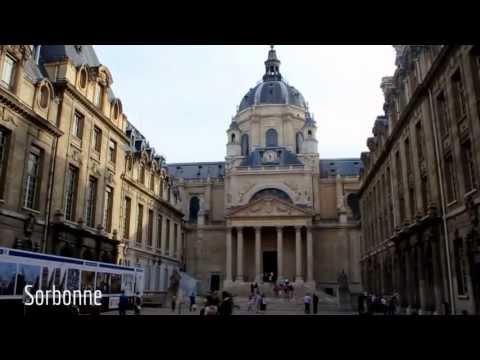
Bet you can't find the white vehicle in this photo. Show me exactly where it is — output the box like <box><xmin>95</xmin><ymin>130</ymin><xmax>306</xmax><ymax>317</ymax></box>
<box><xmin>0</xmin><ymin>247</ymin><xmax>144</xmax><ymax>314</ymax></box>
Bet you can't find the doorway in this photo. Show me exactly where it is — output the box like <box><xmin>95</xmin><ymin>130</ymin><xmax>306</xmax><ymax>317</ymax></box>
<box><xmin>209</xmin><ymin>273</ymin><xmax>220</xmax><ymax>292</ymax></box>
<box><xmin>263</xmin><ymin>251</ymin><xmax>277</xmax><ymax>282</ymax></box>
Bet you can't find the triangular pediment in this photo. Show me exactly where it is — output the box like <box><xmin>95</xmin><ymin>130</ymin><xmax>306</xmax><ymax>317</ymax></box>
<box><xmin>227</xmin><ymin>197</ymin><xmax>312</xmax><ymax>218</ymax></box>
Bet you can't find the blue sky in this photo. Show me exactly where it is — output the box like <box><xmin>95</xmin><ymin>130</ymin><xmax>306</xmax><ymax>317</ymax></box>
<box><xmin>95</xmin><ymin>45</ymin><xmax>397</xmax><ymax>163</ymax></box>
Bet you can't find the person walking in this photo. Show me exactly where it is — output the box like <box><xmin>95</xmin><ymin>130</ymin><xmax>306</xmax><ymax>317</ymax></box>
<box><xmin>388</xmin><ymin>295</ymin><xmax>397</xmax><ymax>315</ymax></box>
<box><xmin>312</xmin><ymin>293</ymin><xmax>319</xmax><ymax>314</ymax></box>
<box><xmin>219</xmin><ymin>291</ymin><xmax>234</xmax><ymax>316</ymax></box>
<box><xmin>304</xmin><ymin>293</ymin><xmax>312</xmax><ymax>314</ymax></box>
<box><xmin>255</xmin><ymin>292</ymin><xmax>262</xmax><ymax>313</ymax></box>
<box><xmin>118</xmin><ymin>290</ymin><xmax>129</xmax><ymax>316</ymax></box>
<box><xmin>357</xmin><ymin>293</ymin><xmax>365</xmax><ymax>315</ymax></box>
<box><xmin>260</xmin><ymin>293</ymin><xmax>267</xmax><ymax>313</ymax></box>
<box><xmin>189</xmin><ymin>292</ymin><xmax>196</xmax><ymax>312</ymax></box>
<box><xmin>171</xmin><ymin>295</ymin><xmax>177</xmax><ymax>312</ymax></box>
<box><xmin>134</xmin><ymin>292</ymin><xmax>142</xmax><ymax>315</ymax></box>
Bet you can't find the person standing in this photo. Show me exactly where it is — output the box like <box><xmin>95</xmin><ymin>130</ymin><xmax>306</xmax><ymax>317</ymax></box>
<box><xmin>119</xmin><ymin>291</ymin><xmax>129</xmax><ymax>316</ymax></box>
<box><xmin>304</xmin><ymin>293</ymin><xmax>312</xmax><ymax>314</ymax></box>
<box><xmin>189</xmin><ymin>292</ymin><xmax>196</xmax><ymax>312</ymax></box>
<box><xmin>134</xmin><ymin>292</ymin><xmax>142</xmax><ymax>315</ymax></box>
<box><xmin>171</xmin><ymin>295</ymin><xmax>177</xmax><ymax>312</ymax></box>
<box><xmin>357</xmin><ymin>293</ymin><xmax>365</xmax><ymax>315</ymax></box>
<box><xmin>219</xmin><ymin>291</ymin><xmax>234</xmax><ymax>316</ymax></box>
<box><xmin>256</xmin><ymin>292</ymin><xmax>262</xmax><ymax>313</ymax></box>
<box><xmin>312</xmin><ymin>293</ymin><xmax>319</xmax><ymax>314</ymax></box>
<box><xmin>260</xmin><ymin>293</ymin><xmax>267</xmax><ymax>313</ymax></box>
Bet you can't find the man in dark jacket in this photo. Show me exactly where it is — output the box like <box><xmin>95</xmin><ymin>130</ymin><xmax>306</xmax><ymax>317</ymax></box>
<box><xmin>312</xmin><ymin>293</ymin><xmax>319</xmax><ymax>314</ymax></box>
<box><xmin>118</xmin><ymin>291</ymin><xmax>129</xmax><ymax>316</ymax></box>
<box><xmin>219</xmin><ymin>291</ymin><xmax>233</xmax><ymax>316</ymax></box>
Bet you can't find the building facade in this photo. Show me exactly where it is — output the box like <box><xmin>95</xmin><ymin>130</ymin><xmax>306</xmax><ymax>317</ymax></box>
<box><xmin>359</xmin><ymin>45</ymin><xmax>480</xmax><ymax>314</ymax></box>
<box><xmin>0</xmin><ymin>45</ymin><xmax>184</xmax><ymax>293</ymax></box>
<box><xmin>168</xmin><ymin>47</ymin><xmax>363</xmax><ymax>296</ymax></box>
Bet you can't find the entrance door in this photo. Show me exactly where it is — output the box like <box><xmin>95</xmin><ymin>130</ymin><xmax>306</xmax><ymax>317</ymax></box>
<box><xmin>210</xmin><ymin>274</ymin><xmax>220</xmax><ymax>292</ymax></box>
<box><xmin>263</xmin><ymin>251</ymin><xmax>277</xmax><ymax>282</ymax></box>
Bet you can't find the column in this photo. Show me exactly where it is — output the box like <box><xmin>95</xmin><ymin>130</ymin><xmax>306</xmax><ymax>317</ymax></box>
<box><xmin>295</xmin><ymin>226</ymin><xmax>303</xmax><ymax>282</ymax></box>
<box><xmin>255</xmin><ymin>226</ymin><xmax>262</xmax><ymax>282</ymax></box>
<box><xmin>236</xmin><ymin>227</ymin><xmax>244</xmax><ymax>282</ymax></box>
<box><xmin>276</xmin><ymin>226</ymin><xmax>283</xmax><ymax>281</ymax></box>
<box><xmin>417</xmin><ymin>244</ymin><xmax>427</xmax><ymax>314</ymax></box>
<box><xmin>307</xmin><ymin>226</ymin><xmax>314</xmax><ymax>283</ymax></box>
<box><xmin>160</xmin><ymin>215</ymin><xmax>167</xmax><ymax>255</ymax></box>
<box><xmin>225</xmin><ymin>227</ymin><xmax>232</xmax><ymax>282</ymax></box>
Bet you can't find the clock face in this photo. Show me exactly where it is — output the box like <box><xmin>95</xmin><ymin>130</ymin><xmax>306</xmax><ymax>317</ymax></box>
<box><xmin>263</xmin><ymin>150</ymin><xmax>277</xmax><ymax>163</ymax></box>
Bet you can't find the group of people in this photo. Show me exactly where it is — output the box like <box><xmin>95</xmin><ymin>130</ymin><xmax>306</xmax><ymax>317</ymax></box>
<box><xmin>357</xmin><ymin>292</ymin><xmax>398</xmax><ymax>315</ymax></box>
<box><xmin>273</xmin><ymin>279</ymin><xmax>294</xmax><ymax>300</ymax></box>
<box><xmin>303</xmin><ymin>293</ymin><xmax>319</xmax><ymax>314</ymax></box>
<box><xmin>247</xmin><ymin>292</ymin><xmax>268</xmax><ymax>313</ymax></box>
<box><xmin>199</xmin><ymin>291</ymin><xmax>235</xmax><ymax>315</ymax></box>
<box><xmin>118</xmin><ymin>291</ymin><xmax>143</xmax><ymax>316</ymax></box>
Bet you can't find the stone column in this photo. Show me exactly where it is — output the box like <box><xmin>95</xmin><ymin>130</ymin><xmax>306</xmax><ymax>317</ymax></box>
<box><xmin>225</xmin><ymin>227</ymin><xmax>233</xmax><ymax>283</ymax></box>
<box><xmin>295</xmin><ymin>226</ymin><xmax>303</xmax><ymax>283</ymax></box>
<box><xmin>160</xmin><ymin>216</ymin><xmax>167</xmax><ymax>255</ymax></box>
<box><xmin>307</xmin><ymin>226</ymin><xmax>314</xmax><ymax>283</ymax></box>
<box><xmin>417</xmin><ymin>244</ymin><xmax>427</xmax><ymax>314</ymax></box>
<box><xmin>255</xmin><ymin>226</ymin><xmax>262</xmax><ymax>282</ymax></box>
<box><xmin>236</xmin><ymin>227</ymin><xmax>244</xmax><ymax>282</ymax></box>
<box><xmin>276</xmin><ymin>226</ymin><xmax>283</xmax><ymax>281</ymax></box>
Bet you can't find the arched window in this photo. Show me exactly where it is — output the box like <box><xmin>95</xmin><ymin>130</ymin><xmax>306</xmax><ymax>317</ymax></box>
<box><xmin>347</xmin><ymin>193</ymin><xmax>361</xmax><ymax>220</ymax></box>
<box><xmin>39</xmin><ymin>85</ymin><xmax>49</xmax><ymax>109</ymax></box>
<box><xmin>266</xmin><ymin>128</ymin><xmax>278</xmax><ymax>147</ymax></box>
<box><xmin>231</xmin><ymin>133</ymin><xmax>236</xmax><ymax>143</ymax></box>
<box><xmin>189</xmin><ymin>196</ymin><xmax>200</xmax><ymax>224</ymax></box>
<box><xmin>295</xmin><ymin>132</ymin><xmax>304</xmax><ymax>154</ymax></box>
<box><xmin>241</xmin><ymin>134</ymin><xmax>249</xmax><ymax>156</ymax></box>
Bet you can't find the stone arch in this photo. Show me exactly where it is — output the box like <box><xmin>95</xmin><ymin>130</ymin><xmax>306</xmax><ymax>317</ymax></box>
<box><xmin>243</xmin><ymin>183</ymin><xmax>297</xmax><ymax>205</ymax></box>
<box><xmin>250</xmin><ymin>188</ymin><xmax>292</xmax><ymax>203</ymax></box>
<box><xmin>59</xmin><ymin>243</ymin><xmax>74</xmax><ymax>258</ymax></box>
<box><xmin>81</xmin><ymin>247</ymin><xmax>95</xmax><ymax>261</ymax></box>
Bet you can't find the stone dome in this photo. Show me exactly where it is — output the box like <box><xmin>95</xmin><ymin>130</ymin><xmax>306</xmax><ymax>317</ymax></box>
<box><xmin>238</xmin><ymin>46</ymin><xmax>308</xmax><ymax>112</ymax></box>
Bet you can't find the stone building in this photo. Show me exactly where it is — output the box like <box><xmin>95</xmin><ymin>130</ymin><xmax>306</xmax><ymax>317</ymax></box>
<box><xmin>359</xmin><ymin>45</ymin><xmax>480</xmax><ymax>314</ymax></box>
<box><xmin>168</xmin><ymin>47</ymin><xmax>363</xmax><ymax>296</ymax></box>
<box><xmin>0</xmin><ymin>45</ymin><xmax>184</xmax><ymax>292</ymax></box>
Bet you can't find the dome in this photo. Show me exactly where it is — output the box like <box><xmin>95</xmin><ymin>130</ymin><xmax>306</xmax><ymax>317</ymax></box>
<box><xmin>238</xmin><ymin>46</ymin><xmax>308</xmax><ymax>112</ymax></box>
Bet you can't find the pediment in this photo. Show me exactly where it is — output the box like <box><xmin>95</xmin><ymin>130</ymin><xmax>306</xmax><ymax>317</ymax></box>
<box><xmin>227</xmin><ymin>197</ymin><xmax>312</xmax><ymax>218</ymax></box>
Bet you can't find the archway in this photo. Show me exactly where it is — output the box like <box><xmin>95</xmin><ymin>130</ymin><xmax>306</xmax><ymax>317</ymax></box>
<box><xmin>189</xmin><ymin>196</ymin><xmax>200</xmax><ymax>223</ymax></box>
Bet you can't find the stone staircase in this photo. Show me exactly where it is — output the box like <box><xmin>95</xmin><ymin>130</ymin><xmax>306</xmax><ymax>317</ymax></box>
<box><xmin>232</xmin><ymin>291</ymin><xmax>345</xmax><ymax>315</ymax></box>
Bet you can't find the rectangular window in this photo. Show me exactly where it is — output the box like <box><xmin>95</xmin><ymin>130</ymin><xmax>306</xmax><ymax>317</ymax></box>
<box><xmin>72</xmin><ymin>111</ymin><xmax>84</xmax><ymax>139</ymax></box>
<box><xmin>139</xmin><ymin>165</ymin><xmax>145</xmax><ymax>185</ymax></box>
<box><xmin>444</xmin><ymin>154</ymin><xmax>457</xmax><ymax>203</ymax></box>
<box><xmin>85</xmin><ymin>177</ymin><xmax>97</xmax><ymax>227</ymax></box>
<box><xmin>108</xmin><ymin>139</ymin><xmax>117</xmax><ymax>164</ymax></box>
<box><xmin>157</xmin><ymin>215</ymin><xmax>163</xmax><ymax>249</ymax></box>
<box><xmin>93</xmin><ymin>126</ymin><xmax>102</xmax><ymax>153</ymax></box>
<box><xmin>94</xmin><ymin>83</ymin><xmax>102</xmax><ymax>107</ymax></box>
<box><xmin>0</xmin><ymin>127</ymin><xmax>10</xmax><ymax>198</ymax></box>
<box><xmin>150</xmin><ymin>173</ymin><xmax>155</xmax><ymax>191</ymax></box>
<box><xmin>103</xmin><ymin>186</ymin><xmax>113</xmax><ymax>233</ymax></box>
<box><xmin>452</xmin><ymin>70</ymin><xmax>467</xmax><ymax>120</ymax></box>
<box><xmin>174</xmin><ymin>223</ymin><xmax>178</xmax><ymax>255</ymax></box>
<box><xmin>123</xmin><ymin>197</ymin><xmax>131</xmax><ymax>240</ymax></box>
<box><xmin>147</xmin><ymin>210</ymin><xmax>154</xmax><ymax>247</ymax></box>
<box><xmin>24</xmin><ymin>146</ymin><xmax>42</xmax><ymax>210</ymax></box>
<box><xmin>436</xmin><ymin>92</ymin><xmax>450</xmax><ymax>138</ymax></box>
<box><xmin>461</xmin><ymin>139</ymin><xmax>477</xmax><ymax>192</ymax></box>
<box><xmin>415</xmin><ymin>121</ymin><xmax>425</xmax><ymax>162</ymax></box>
<box><xmin>421</xmin><ymin>176</ymin><xmax>429</xmax><ymax>214</ymax></box>
<box><xmin>136</xmin><ymin>204</ymin><xmax>144</xmax><ymax>244</ymax></box>
<box><xmin>404</xmin><ymin>137</ymin><xmax>412</xmax><ymax>174</ymax></box>
<box><xmin>64</xmin><ymin>165</ymin><xmax>79</xmax><ymax>221</ymax></box>
<box><xmin>1</xmin><ymin>55</ymin><xmax>16</xmax><ymax>89</ymax></box>
<box><xmin>166</xmin><ymin>219</ymin><xmax>170</xmax><ymax>255</ymax></box>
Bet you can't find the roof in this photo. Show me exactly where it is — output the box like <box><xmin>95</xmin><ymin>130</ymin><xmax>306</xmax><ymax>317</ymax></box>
<box><xmin>39</xmin><ymin>45</ymin><xmax>100</xmax><ymax>68</ymax></box>
<box><xmin>320</xmin><ymin>158</ymin><xmax>363</xmax><ymax>178</ymax></box>
<box><xmin>167</xmin><ymin>162</ymin><xmax>225</xmax><ymax>180</ymax></box>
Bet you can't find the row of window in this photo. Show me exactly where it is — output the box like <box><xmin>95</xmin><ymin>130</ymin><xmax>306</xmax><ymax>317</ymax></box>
<box><xmin>122</xmin><ymin>196</ymin><xmax>180</xmax><ymax>257</ymax></box>
<box><xmin>236</xmin><ymin>128</ymin><xmax>306</xmax><ymax>156</ymax></box>
<box><xmin>1</xmin><ymin>54</ymin><xmax>16</xmax><ymax>90</ymax></box>
<box><xmin>72</xmin><ymin>111</ymin><xmax>117</xmax><ymax>163</ymax></box>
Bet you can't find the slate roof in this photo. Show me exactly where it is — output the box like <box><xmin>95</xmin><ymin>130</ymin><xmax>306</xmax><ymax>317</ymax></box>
<box><xmin>319</xmin><ymin>158</ymin><xmax>363</xmax><ymax>178</ymax></box>
<box><xmin>167</xmin><ymin>162</ymin><xmax>225</xmax><ymax>180</ymax></box>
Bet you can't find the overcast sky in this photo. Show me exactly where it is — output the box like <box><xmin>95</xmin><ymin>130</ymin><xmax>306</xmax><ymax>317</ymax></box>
<box><xmin>95</xmin><ymin>45</ymin><xmax>397</xmax><ymax>163</ymax></box>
